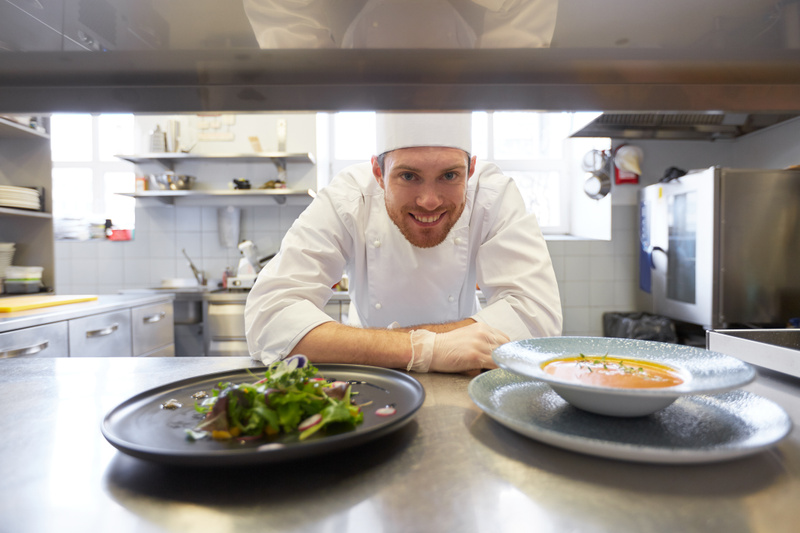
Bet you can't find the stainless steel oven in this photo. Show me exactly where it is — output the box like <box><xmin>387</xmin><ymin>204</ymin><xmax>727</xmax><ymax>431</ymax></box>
<box><xmin>639</xmin><ymin>166</ymin><xmax>800</xmax><ymax>329</ymax></box>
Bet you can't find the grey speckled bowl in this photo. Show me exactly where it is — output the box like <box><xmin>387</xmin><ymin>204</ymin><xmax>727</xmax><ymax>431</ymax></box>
<box><xmin>493</xmin><ymin>336</ymin><xmax>756</xmax><ymax>417</ymax></box>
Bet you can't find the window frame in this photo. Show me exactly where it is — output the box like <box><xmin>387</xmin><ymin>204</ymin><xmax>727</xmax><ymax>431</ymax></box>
<box><xmin>50</xmin><ymin>114</ymin><xmax>136</xmax><ymax>237</ymax></box>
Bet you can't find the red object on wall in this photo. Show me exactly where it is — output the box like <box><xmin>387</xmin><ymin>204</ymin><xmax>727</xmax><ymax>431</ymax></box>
<box><xmin>614</xmin><ymin>165</ymin><xmax>639</xmax><ymax>185</ymax></box>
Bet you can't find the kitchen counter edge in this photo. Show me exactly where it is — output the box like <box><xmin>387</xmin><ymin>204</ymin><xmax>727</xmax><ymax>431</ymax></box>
<box><xmin>0</xmin><ymin>293</ymin><xmax>175</xmax><ymax>333</ymax></box>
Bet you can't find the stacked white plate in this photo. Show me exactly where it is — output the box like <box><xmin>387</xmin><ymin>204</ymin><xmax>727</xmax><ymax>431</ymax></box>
<box><xmin>0</xmin><ymin>185</ymin><xmax>41</xmax><ymax>210</ymax></box>
<box><xmin>0</xmin><ymin>242</ymin><xmax>15</xmax><ymax>294</ymax></box>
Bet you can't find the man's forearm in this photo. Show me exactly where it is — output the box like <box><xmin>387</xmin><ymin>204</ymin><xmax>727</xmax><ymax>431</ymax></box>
<box><xmin>289</xmin><ymin>322</ymin><xmax>413</xmax><ymax>368</ymax></box>
<box><xmin>389</xmin><ymin>318</ymin><xmax>476</xmax><ymax>334</ymax></box>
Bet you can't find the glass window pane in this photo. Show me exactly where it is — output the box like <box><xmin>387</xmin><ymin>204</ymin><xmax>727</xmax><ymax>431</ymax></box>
<box><xmin>51</xmin><ymin>115</ymin><xmax>93</xmax><ymax>162</ymax></box>
<box><xmin>334</xmin><ymin>112</ymin><xmax>376</xmax><ymax>159</ymax></box>
<box><xmin>471</xmin><ymin>111</ymin><xmax>488</xmax><ymax>160</ymax></box>
<box><xmin>52</xmin><ymin>167</ymin><xmax>93</xmax><ymax>219</ymax></box>
<box><xmin>103</xmin><ymin>171</ymin><xmax>136</xmax><ymax>229</ymax></box>
<box><xmin>98</xmin><ymin>114</ymin><xmax>134</xmax><ymax>161</ymax></box>
<box><xmin>506</xmin><ymin>170</ymin><xmax>561</xmax><ymax>228</ymax></box>
<box><xmin>493</xmin><ymin>112</ymin><xmax>540</xmax><ymax>160</ymax></box>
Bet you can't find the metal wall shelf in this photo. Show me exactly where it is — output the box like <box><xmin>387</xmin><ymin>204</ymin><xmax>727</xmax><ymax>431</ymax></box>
<box><xmin>116</xmin><ymin>152</ymin><xmax>315</xmax><ymax>171</ymax></box>
<box><xmin>0</xmin><ymin>206</ymin><xmax>51</xmax><ymax>219</ymax></box>
<box><xmin>0</xmin><ymin>117</ymin><xmax>49</xmax><ymax>140</ymax></box>
<box><xmin>119</xmin><ymin>188</ymin><xmax>315</xmax><ymax>205</ymax></box>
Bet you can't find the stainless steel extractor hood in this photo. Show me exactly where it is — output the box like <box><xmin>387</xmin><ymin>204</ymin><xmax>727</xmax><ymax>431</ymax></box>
<box><xmin>570</xmin><ymin>112</ymin><xmax>800</xmax><ymax>140</ymax></box>
<box><xmin>2</xmin><ymin>0</ymin><xmax>800</xmax><ymax>115</ymax></box>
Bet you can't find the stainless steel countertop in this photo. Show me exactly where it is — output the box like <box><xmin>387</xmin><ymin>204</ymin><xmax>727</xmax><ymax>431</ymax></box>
<box><xmin>1</xmin><ymin>356</ymin><xmax>799</xmax><ymax>533</ymax></box>
<box><xmin>0</xmin><ymin>293</ymin><xmax>175</xmax><ymax>333</ymax></box>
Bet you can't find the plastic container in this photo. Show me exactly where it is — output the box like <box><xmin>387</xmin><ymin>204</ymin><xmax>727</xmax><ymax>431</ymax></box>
<box><xmin>4</xmin><ymin>265</ymin><xmax>43</xmax><ymax>281</ymax></box>
<box><xmin>4</xmin><ymin>279</ymin><xmax>41</xmax><ymax>294</ymax></box>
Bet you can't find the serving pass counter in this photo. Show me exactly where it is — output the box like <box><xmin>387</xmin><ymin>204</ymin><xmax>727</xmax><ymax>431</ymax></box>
<box><xmin>1</xmin><ymin>356</ymin><xmax>799</xmax><ymax>533</ymax></box>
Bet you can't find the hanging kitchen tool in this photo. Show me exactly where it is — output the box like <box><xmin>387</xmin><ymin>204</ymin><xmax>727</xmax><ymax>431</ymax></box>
<box><xmin>582</xmin><ymin>149</ymin><xmax>612</xmax><ymax>200</ymax></box>
<box><xmin>182</xmin><ymin>248</ymin><xmax>206</xmax><ymax>286</ymax></box>
<box><xmin>613</xmin><ymin>144</ymin><xmax>643</xmax><ymax>184</ymax></box>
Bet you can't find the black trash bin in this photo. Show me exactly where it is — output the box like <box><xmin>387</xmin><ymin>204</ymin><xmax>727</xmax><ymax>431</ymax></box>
<box><xmin>602</xmin><ymin>312</ymin><xmax>678</xmax><ymax>343</ymax></box>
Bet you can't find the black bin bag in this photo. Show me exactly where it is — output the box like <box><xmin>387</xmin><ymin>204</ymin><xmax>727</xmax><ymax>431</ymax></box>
<box><xmin>602</xmin><ymin>312</ymin><xmax>678</xmax><ymax>344</ymax></box>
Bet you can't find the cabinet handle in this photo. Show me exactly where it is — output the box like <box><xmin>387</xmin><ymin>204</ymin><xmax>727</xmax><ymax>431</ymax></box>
<box><xmin>143</xmin><ymin>311</ymin><xmax>166</xmax><ymax>324</ymax></box>
<box><xmin>0</xmin><ymin>341</ymin><xmax>49</xmax><ymax>359</ymax></box>
<box><xmin>86</xmin><ymin>323</ymin><xmax>119</xmax><ymax>338</ymax></box>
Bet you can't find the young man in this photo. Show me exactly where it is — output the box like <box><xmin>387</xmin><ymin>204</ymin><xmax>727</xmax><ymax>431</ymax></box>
<box><xmin>244</xmin><ymin>113</ymin><xmax>562</xmax><ymax>373</ymax></box>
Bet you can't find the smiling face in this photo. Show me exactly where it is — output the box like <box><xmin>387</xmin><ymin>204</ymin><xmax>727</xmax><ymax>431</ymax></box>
<box><xmin>372</xmin><ymin>146</ymin><xmax>476</xmax><ymax>249</ymax></box>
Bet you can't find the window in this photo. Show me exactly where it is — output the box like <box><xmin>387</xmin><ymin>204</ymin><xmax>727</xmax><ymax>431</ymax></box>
<box><xmin>50</xmin><ymin>114</ymin><xmax>136</xmax><ymax>239</ymax></box>
<box><xmin>324</xmin><ymin>111</ymin><xmax>610</xmax><ymax>236</ymax></box>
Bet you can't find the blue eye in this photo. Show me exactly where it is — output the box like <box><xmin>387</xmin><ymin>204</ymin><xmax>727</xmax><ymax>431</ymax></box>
<box><xmin>443</xmin><ymin>172</ymin><xmax>458</xmax><ymax>181</ymax></box>
<box><xmin>400</xmin><ymin>172</ymin><xmax>415</xmax><ymax>181</ymax></box>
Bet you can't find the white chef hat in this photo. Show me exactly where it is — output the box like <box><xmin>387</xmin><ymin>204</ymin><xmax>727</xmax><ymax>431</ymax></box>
<box><xmin>376</xmin><ymin>112</ymin><xmax>472</xmax><ymax>155</ymax></box>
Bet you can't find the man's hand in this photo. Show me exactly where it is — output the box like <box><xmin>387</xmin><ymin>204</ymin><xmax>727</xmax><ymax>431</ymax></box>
<box><xmin>408</xmin><ymin>322</ymin><xmax>510</xmax><ymax>373</ymax></box>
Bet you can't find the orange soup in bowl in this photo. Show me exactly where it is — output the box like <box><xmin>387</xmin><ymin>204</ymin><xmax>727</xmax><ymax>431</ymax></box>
<box><xmin>542</xmin><ymin>354</ymin><xmax>685</xmax><ymax>389</ymax></box>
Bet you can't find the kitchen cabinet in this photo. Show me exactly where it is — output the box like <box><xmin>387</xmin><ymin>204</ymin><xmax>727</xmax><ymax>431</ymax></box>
<box><xmin>116</xmin><ymin>152</ymin><xmax>316</xmax><ymax>205</ymax></box>
<box><xmin>68</xmin><ymin>309</ymin><xmax>133</xmax><ymax>357</ymax></box>
<box><xmin>131</xmin><ymin>300</ymin><xmax>174</xmax><ymax>357</ymax></box>
<box><xmin>0</xmin><ymin>321</ymin><xmax>67</xmax><ymax>359</ymax></box>
<box><xmin>0</xmin><ymin>116</ymin><xmax>55</xmax><ymax>291</ymax></box>
<box><xmin>0</xmin><ymin>294</ymin><xmax>175</xmax><ymax>358</ymax></box>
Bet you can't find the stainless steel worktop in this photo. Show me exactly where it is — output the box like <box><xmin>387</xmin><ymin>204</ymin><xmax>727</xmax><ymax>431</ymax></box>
<box><xmin>0</xmin><ymin>293</ymin><xmax>175</xmax><ymax>334</ymax></box>
<box><xmin>1</xmin><ymin>356</ymin><xmax>799</xmax><ymax>533</ymax></box>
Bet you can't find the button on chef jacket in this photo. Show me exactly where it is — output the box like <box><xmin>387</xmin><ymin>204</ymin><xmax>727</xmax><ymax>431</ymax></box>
<box><xmin>244</xmin><ymin>160</ymin><xmax>562</xmax><ymax>364</ymax></box>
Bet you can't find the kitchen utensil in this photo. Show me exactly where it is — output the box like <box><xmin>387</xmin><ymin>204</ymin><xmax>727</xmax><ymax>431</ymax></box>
<box><xmin>614</xmin><ymin>144</ymin><xmax>643</xmax><ymax>175</ymax></box>
<box><xmin>148</xmin><ymin>125</ymin><xmax>166</xmax><ymax>152</ymax></box>
<box><xmin>181</xmin><ymin>249</ymin><xmax>206</xmax><ymax>286</ymax></box>
<box><xmin>168</xmin><ymin>174</ymin><xmax>194</xmax><ymax>190</ymax></box>
<box><xmin>101</xmin><ymin>365</ymin><xmax>425</xmax><ymax>466</ymax></box>
<box><xmin>492</xmin><ymin>336</ymin><xmax>755</xmax><ymax>417</ymax></box>
<box><xmin>237</xmin><ymin>240</ymin><xmax>262</xmax><ymax>274</ymax></box>
<box><xmin>148</xmin><ymin>173</ymin><xmax>194</xmax><ymax>190</ymax></box>
<box><xmin>583</xmin><ymin>170</ymin><xmax>611</xmax><ymax>200</ymax></box>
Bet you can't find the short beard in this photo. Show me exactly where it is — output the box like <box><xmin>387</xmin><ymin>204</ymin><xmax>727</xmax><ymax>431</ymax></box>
<box><xmin>384</xmin><ymin>196</ymin><xmax>465</xmax><ymax>249</ymax></box>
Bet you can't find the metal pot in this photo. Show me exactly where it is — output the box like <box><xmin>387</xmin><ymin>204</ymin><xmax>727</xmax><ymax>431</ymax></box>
<box><xmin>583</xmin><ymin>170</ymin><xmax>611</xmax><ymax>200</ymax></box>
<box><xmin>149</xmin><ymin>173</ymin><xmax>195</xmax><ymax>190</ymax></box>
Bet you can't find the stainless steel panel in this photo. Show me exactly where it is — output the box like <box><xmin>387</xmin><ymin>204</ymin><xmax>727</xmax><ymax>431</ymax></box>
<box><xmin>137</xmin><ymin>343</ymin><xmax>176</xmax><ymax>358</ymax></box>
<box><xmin>707</xmin><ymin>328</ymin><xmax>800</xmax><ymax>378</ymax></box>
<box><xmin>174</xmin><ymin>323</ymin><xmax>204</xmax><ymax>356</ymax></box>
<box><xmin>643</xmin><ymin>167</ymin><xmax>800</xmax><ymax>329</ymax></box>
<box><xmin>204</xmin><ymin>293</ymin><xmax>248</xmax><ymax>356</ymax></box>
<box><xmin>2</xmin><ymin>49</ymin><xmax>800</xmax><ymax>114</ymax></box>
<box><xmin>5</xmin><ymin>356</ymin><xmax>800</xmax><ymax>533</ymax></box>
<box><xmin>718</xmin><ymin>169</ymin><xmax>800</xmax><ymax>326</ymax></box>
<box><xmin>68</xmin><ymin>309</ymin><xmax>132</xmax><ymax>357</ymax></box>
<box><xmin>0</xmin><ymin>321</ymin><xmax>68</xmax><ymax>358</ymax></box>
<box><xmin>131</xmin><ymin>301</ymin><xmax>174</xmax><ymax>356</ymax></box>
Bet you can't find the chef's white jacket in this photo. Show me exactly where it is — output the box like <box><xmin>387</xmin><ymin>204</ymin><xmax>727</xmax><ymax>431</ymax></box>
<box><xmin>243</xmin><ymin>0</ymin><xmax>559</xmax><ymax>49</ymax></box>
<box><xmin>244</xmin><ymin>160</ymin><xmax>562</xmax><ymax>364</ymax></box>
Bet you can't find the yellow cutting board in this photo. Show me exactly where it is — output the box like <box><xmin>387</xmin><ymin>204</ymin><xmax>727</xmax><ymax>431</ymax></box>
<box><xmin>0</xmin><ymin>294</ymin><xmax>98</xmax><ymax>313</ymax></box>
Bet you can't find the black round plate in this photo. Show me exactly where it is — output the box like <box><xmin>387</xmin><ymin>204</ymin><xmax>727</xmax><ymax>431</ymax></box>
<box><xmin>101</xmin><ymin>364</ymin><xmax>425</xmax><ymax>466</ymax></box>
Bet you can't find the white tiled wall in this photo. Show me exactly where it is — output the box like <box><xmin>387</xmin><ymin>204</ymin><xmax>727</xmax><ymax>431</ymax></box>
<box><xmin>55</xmin><ymin>203</ymin><xmax>639</xmax><ymax>337</ymax></box>
<box><xmin>55</xmin><ymin>201</ymin><xmax>309</xmax><ymax>294</ymax></box>
<box><xmin>547</xmin><ymin>205</ymin><xmax>638</xmax><ymax>336</ymax></box>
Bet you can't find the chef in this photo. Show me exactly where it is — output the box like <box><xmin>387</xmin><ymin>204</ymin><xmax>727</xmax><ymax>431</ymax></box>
<box><xmin>243</xmin><ymin>0</ymin><xmax>559</xmax><ymax>49</ymax></box>
<box><xmin>244</xmin><ymin>112</ymin><xmax>562</xmax><ymax>373</ymax></box>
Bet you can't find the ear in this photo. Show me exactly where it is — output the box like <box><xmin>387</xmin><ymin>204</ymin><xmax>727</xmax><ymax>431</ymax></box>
<box><xmin>371</xmin><ymin>156</ymin><xmax>386</xmax><ymax>190</ymax></box>
<box><xmin>467</xmin><ymin>155</ymin><xmax>477</xmax><ymax>179</ymax></box>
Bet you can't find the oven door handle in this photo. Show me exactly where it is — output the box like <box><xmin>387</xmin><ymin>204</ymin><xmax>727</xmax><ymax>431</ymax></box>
<box><xmin>649</xmin><ymin>246</ymin><xmax>668</xmax><ymax>269</ymax></box>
